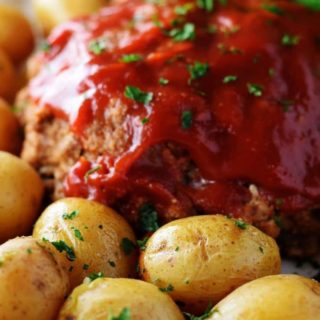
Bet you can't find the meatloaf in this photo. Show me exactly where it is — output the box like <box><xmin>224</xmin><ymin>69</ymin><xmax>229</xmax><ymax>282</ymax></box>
<box><xmin>19</xmin><ymin>0</ymin><xmax>320</xmax><ymax>257</ymax></box>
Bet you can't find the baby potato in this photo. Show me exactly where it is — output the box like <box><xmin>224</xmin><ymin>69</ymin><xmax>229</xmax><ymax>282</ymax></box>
<box><xmin>0</xmin><ymin>152</ymin><xmax>44</xmax><ymax>243</ymax></box>
<box><xmin>0</xmin><ymin>5</ymin><xmax>34</xmax><ymax>63</ymax></box>
<box><xmin>33</xmin><ymin>198</ymin><xmax>137</xmax><ymax>289</ymax></box>
<box><xmin>209</xmin><ymin>275</ymin><xmax>320</xmax><ymax>320</ymax></box>
<box><xmin>0</xmin><ymin>237</ymin><xmax>69</xmax><ymax>320</ymax></box>
<box><xmin>32</xmin><ymin>0</ymin><xmax>108</xmax><ymax>34</ymax></box>
<box><xmin>58</xmin><ymin>278</ymin><xmax>184</xmax><ymax>320</ymax></box>
<box><xmin>140</xmin><ymin>215</ymin><xmax>281</xmax><ymax>313</ymax></box>
<box><xmin>0</xmin><ymin>49</ymin><xmax>16</xmax><ymax>101</ymax></box>
<box><xmin>0</xmin><ymin>99</ymin><xmax>21</xmax><ymax>154</ymax></box>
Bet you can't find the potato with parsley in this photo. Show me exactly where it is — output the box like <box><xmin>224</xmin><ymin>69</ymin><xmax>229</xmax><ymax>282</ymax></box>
<box><xmin>0</xmin><ymin>5</ymin><xmax>34</xmax><ymax>63</ymax></box>
<box><xmin>0</xmin><ymin>152</ymin><xmax>44</xmax><ymax>243</ymax></box>
<box><xmin>0</xmin><ymin>99</ymin><xmax>21</xmax><ymax>154</ymax></box>
<box><xmin>33</xmin><ymin>198</ymin><xmax>137</xmax><ymax>289</ymax></box>
<box><xmin>208</xmin><ymin>275</ymin><xmax>320</xmax><ymax>320</ymax></box>
<box><xmin>0</xmin><ymin>237</ymin><xmax>69</xmax><ymax>320</ymax></box>
<box><xmin>140</xmin><ymin>215</ymin><xmax>281</xmax><ymax>313</ymax></box>
<box><xmin>32</xmin><ymin>0</ymin><xmax>108</xmax><ymax>34</ymax></box>
<box><xmin>0</xmin><ymin>49</ymin><xmax>16</xmax><ymax>101</ymax></box>
<box><xmin>58</xmin><ymin>278</ymin><xmax>184</xmax><ymax>320</ymax></box>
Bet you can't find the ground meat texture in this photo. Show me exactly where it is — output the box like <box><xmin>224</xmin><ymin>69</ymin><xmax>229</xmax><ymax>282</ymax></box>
<box><xmin>20</xmin><ymin>0</ymin><xmax>320</xmax><ymax>256</ymax></box>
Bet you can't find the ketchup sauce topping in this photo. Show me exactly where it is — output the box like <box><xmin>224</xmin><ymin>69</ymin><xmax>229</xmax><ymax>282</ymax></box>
<box><xmin>29</xmin><ymin>0</ymin><xmax>320</xmax><ymax>215</ymax></box>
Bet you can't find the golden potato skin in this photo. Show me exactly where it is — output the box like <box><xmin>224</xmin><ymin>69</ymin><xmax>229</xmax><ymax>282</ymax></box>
<box><xmin>0</xmin><ymin>5</ymin><xmax>34</xmax><ymax>63</ymax></box>
<box><xmin>0</xmin><ymin>152</ymin><xmax>44</xmax><ymax>243</ymax></box>
<box><xmin>140</xmin><ymin>215</ymin><xmax>281</xmax><ymax>312</ymax></box>
<box><xmin>0</xmin><ymin>99</ymin><xmax>21</xmax><ymax>154</ymax></box>
<box><xmin>32</xmin><ymin>0</ymin><xmax>108</xmax><ymax>33</ymax></box>
<box><xmin>33</xmin><ymin>198</ymin><xmax>137</xmax><ymax>289</ymax></box>
<box><xmin>209</xmin><ymin>275</ymin><xmax>320</xmax><ymax>320</ymax></box>
<box><xmin>0</xmin><ymin>237</ymin><xmax>69</xmax><ymax>320</ymax></box>
<box><xmin>0</xmin><ymin>49</ymin><xmax>16</xmax><ymax>101</ymax></box>
<box><xmin>58</xmin><ymin>278</ymin><xmax>184</xmax><ymax>320</ymax></box>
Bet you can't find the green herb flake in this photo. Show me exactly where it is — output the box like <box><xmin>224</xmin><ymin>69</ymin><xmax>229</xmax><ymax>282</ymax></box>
<box><xmin>259</xmin><ymin>246</ymin><xmax>264</xmax><ymax>253</ymax></box>
<box><xmin>87</xmin><ymin>272</ymin><xmax>105</xmax><ymax>282</ymax></box>
<box><xmin>108</xmin><ymin>307</ymin><xmax>131</xmax><ymax>320</ymax></box>
<box><xmin>184</xmin><ymin>303</ymin><xmax>219</xmax><ymax>319</ymax></box>
<box><xmin>268</xmin><ymin>68</ymin><xmax>275</xmax><ymax>77</ymax></box>
<box><xmin>234</xmin><ymin>219</ymin><xmax>248</xmax><ymax>230</ymax></box>
<box><xmin>169</xmin><ymin>23</ymin><xmax>196</xmax><ymax>42</ymax></box>
<box><xmin>138</xmin><ymin>203</ymin><xmax>159</xmax><ymax>232</ymax></box>
<box><xmin>50</xmin><ymin>240</ymin><xmax>76</xmax><ymax>261</ymax></box>
<box><xmin>26</xmin><ymin>248</ymin><xmax>32</xmax><ymax>254</ymax></box>
<box><xmin>83</xmin><ymin>263</ymin><xmax>90</xmax><ymax>270</ymax></box>
<box><xmin>120</xmin><ymin>54</ymin><xmax>143</xmax><ymax>63</ymax></box>
<box><xmin>62</xmin><ymin>210</ymin><xmax>79</xmax><ymax>220</ymax></box>
<box><xmin>188</xmin><ymin>61</ymin><xmax>209</xmax><ymax>82</ymax></box>
<box><xmin>141</xmin><ymin>117</ymin><xmax>150</xmax><ymax>125</ymax></box>
<box><xmin>88</xmin><ymin>39</ymin><xmax>107</xmax><ymax>55</ymax></box>
<box><xmin>137</xmin><ymin>237</ymin><xmax>149</xmax><ymax>251</ymax></box>
<box><xmin>295</xmin><ymin>0</ymin><xmax>320</xmax><ymax>11</ymax></box>
<box><xmin>247</xmin><ymin>83</ymin><xmax>263</xmax><ymax>97</ymax></box>
<box><xmin>124</xmin><ymin>86</ymin><xmax>153</xmax><ymax>105</ymax></box>
<box><xmin>281</xmin><ymin>34</ymin><xmax>300</xmax><ymax>47</ymax></box>
<box><xmin>175</xmin><ymin>246</ymin><xmax>180</xmax><ymax>252</ymax></box>
<box><xmin>174</xmin><ymin>3</ymin><xmax>194</xmax><ymax>15</ymax></box>
<box><xmin>72</xmin><ymin>228</ymin><xmax>84</xmax><ymax>241</ymax></box>
<box><xmin>261</xmin><ymin>4</ymin><xmax>285</xmax><ymax>15</ymax></box>
<box><xmin>159</xmin><ymin>77</ymin><xmax>169</xmax><ymax>85</ymax></box>
<box><xmin>39</xmin><ymin>41</ymin><xmax>52</xmax><ymax>52</ymax></box>
<box><xmin>159</xmin><ymin>284</ymin><xmax>174</xmax><ymax>293</ymax></box>
<box><xmin>197</xmin><ymin>0</ymin><xmax>214</xmax><ymax>12</ymax></box>
<box><xmin>181</xmin><ymin>110</ymin><xmax>193</xmax><ymax>129</ymax></box>
<box><xmin>121</xmin><ymin>238</ymin><xmax>136</xmax><ymax>256</ymax></box>
<box><xmin>223</xmin><ymin>75</ymin><xmax>238</xmax><ymax>84</ymax></box>
<box><xmin>84</xmin><ymin>165</ymin><xmax>102</xmax><ymax>181</ymax></box>
<box><xmin>208</xmin><ymin>24</ymin><xmax>217</xmax><ymax>33</ymax></box>
<box><xmin>108</xmin><ymin>260</ymin><xmax>116</xmax><ymax>267</ymax></box>
<box><xmin>274</xmin><ymin>215</ymin><xmax>283</xmax><ymax>228</ymax></box>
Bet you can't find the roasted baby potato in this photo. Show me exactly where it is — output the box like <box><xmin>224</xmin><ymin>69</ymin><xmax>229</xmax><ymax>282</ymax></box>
<box><xmin>0</xmin><ymin>152</ymin><xmax>44</xmax><ymax>243</ymax></box>
<box><xmin>0</xmin><ymin>237</ymin><xmax>69</xmax><ymax>320</ymax></box>
<box><xmin>33</xmin><ymin>198</ymin><xmax>137</xmax><ymax>289</ymax></box>
<box><xmin>58</xmin><ymin>278</ymin><xmax>184</xmax><ymax>320</ymax></box>
<box><xmin>32</xmin><ymin>0</ymin><xmax>108</xmax><ymax>34</ymax></box>
<box><xmin>140</xmin><ymin>215</ymin><xmax>281</xmax><ymax>312</ymax></box>
<box><xmin>0</xmin><ymin>49</ymin><xmax>16</xmax><ymax>101</ymax></box>
<box><xmin>0</xmin><ymin>99</ymin><xmax>21</xmax><ymax>154</ymax></box>
<box><xmin>209</xmin><ymin>274</ymin><xmax>320</xmax><ymax>320</ymax></box>
<box><xmin>0</xmin><ymin>5</ymin><xmax>34</xmax><ymax>63</ymax></box>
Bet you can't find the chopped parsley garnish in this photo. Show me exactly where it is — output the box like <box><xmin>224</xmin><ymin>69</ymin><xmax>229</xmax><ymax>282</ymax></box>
<box><xmin>83</xmin><ymin>263</ymin><xmax>90</xmax><ymax>270</ymax></box>
<box><xmin>137</xmin><ymin>237</ymin><xmax>149</xmax><ymax>251</ymax></box>
<box><xmin>197</xmin><ymin>0</ymin><xmax>214</xmax><ymax>12</ymax></box>
<box><xmin>120</xmin><ymin>54</ymin><xmax>143</xmax><ymax>63</ymax></box>
<box><xmin>124</xmin><ymin>86</ymin><xmax>153</xmax><ymax>105</ymax></box>
<box><xmin>223</xmin><ymin>75</ymin><xmax>238</xmax><ymax>84</ymax></box>
<box><xmin>169</xmin><ymin>23</ymin><xmax>196</xmax><ymax>42</ymax></box>
<box><xmin>62</xmin><ymin>210</ymin><xmax>79</xmax><ymax>220</ymax></box>
<box><xmin>159</xmin><ymin>77</ymin><xmax>169</xmax><ymax>85</ymax></box>
<box><xmin>108</xmin><ymin>260</ymin><xmax>116</xmax><ymax>267</ymax></box>
<box><xmin>174</xmin><ymin>3</ymin><xmax>194</xmax><ymax>15</ymax></box>
<box><xmin>84</xmin><ymin>165</ymin><xmax>102</xmax><ymax>181</ymax></box>
<box><xmin>141</xmin><ymin>117</ymin><xmax>150</xmax><ymax>125</ymax></box>
<box><xmin>87</xmin><ymin>272</ymin><xmax>105</xmax><ymax>282</ymax></box>
<box><xmin>50</xmin><ymin>240</ymin><xmax>76</xmax><ymax>261</ymax></box>
<box><xmin>261</xmin><ymin>4</ymin><xmax>285</xmax><ymax>15</ymax></box>
<box><xmin>121</xmin><ymin>238</ymin><xmax>136</xmax><ymax>255</ymax></box>
<box><xmin>88</xmin><ymin>39</ymin><xmax>107</xmax><ymax>55</ymax></box>
<box><xmin>184</xmin><ymin>303</ymin><xmax>219</xmax><ymax>319</ymax></box>
<box><xmin>181</xmin><ymin>110</ymin><xmax>193</xmax><ymax>129</ymax></box>
<box><xmin>247</xmin><ymin>83</ymin><xmax>263</xmax><ymax>97</ymax></box>
<box><xmin>295</xmin><ymin>0</ymin><xmax>320</xmax><ymax>10</ymax></box>
<box><xmin>234</xmin><ymin>219</ymin><xmax>248</xmax><ymax>230</ymax></box>
<box><xmin>72</xmin><ymin>227</ymin><xmax>84</xmax><ymax>241</ymax></box>
<box><xmin>188</xmin><ymin>61</ymin><xmax>209</xmax><ymax>82</ymax></box>
<box><xmin>26</xmin><ymin>248</ymin><xmax>32</xmax><ymax>254</ymax></box>
<box><xmin>159</xmin><ymin>284</ymin><xmax>174</xmax><ymax>292</ymax></box>
<box><xmin>108</xmin><ymin>307</ymin><xmax>131</xmax><ymax>320</ymax></box>
<box><xmin>281</xmin><ymin>34</ymin><xmax>300</xmax><ymax>47</ymax></box>
<box><xmin>138</xmin><ymin>203</ymin><xmax>160</xmax><ymax>232</ymax></box>
<box><xmin>39</xmin><ymin>41</ymin><xmax>52</xmax><ymax>52</ymax></box>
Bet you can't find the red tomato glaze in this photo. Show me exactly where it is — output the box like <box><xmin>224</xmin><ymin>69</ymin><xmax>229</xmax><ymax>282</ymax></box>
<box><xmin>29</xmin><ymin>0</ymin><xmax>320</xmax><ymax>219</ymax></box>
